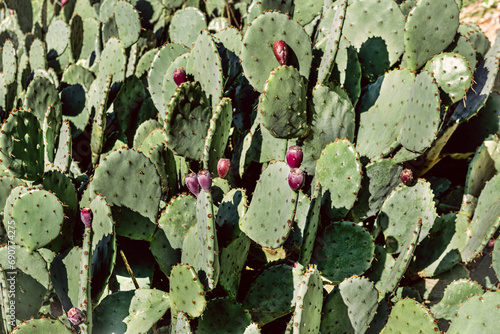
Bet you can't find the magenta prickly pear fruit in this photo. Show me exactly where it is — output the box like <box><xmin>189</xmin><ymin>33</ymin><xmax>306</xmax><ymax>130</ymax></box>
<box><xmin>80</xmin><ymin>208</ymin><xmax>93</xmax><ymax>228</ymax></box>
<box><xmin>67</xmin><ymin>307</ymin><xmax>85</xmax><ymax>325</ymax></box>
<box><xmin>288</xmin><ymin>168</ymin><xmax>305</xmax><ymax>191</ymax></box>
<box><xmin>198</xmin><ymin>170</ymin><xmax>212</xmax><ymax>192</ymax></box>
<box><xmin>286</xmin><ymin>146</ymin><xmax>303</xmax><ymax>169</ymax></box>
<box><xmin>61</xmin><ymin>0</ymin><xmax>69</xmax><ymax>8</ymax></box>
<box><xmin>273</xmin><ymin>40</ymin><xmax>289</xmax><ymax>66</ymax></box>
<box><xmin>173</xmin><ymin>68</ymin><xmax>187</xmax><ymax>86</ymax></box>
<box><xmin>217</xmin><ymin>158</ymin><xmax>230</xmax><ymax>179</ymax></box>
<box><xmin>400</xmin><ymin>168</ymin><xmax>414</xmax><ymax>186</ymax></box>
<box><xmin>186</xmin><ymin>172</ymin><xmax>201</xmax><ymax>197</ymax></box>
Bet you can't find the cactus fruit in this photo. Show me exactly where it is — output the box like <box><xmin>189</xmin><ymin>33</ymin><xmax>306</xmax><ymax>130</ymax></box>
<box><xmin>288</xmin><ymin>168</ymin><xmax>305</xmax><ymax>191</ymax></box>
<box><xmin>400</xmin><ymin>168</ymin><xmax>414</xmax><ymax>186</ymax></box>
<box><xmin>273</xmin><ymin>40</ymin><xmax>289</xmax><ymax>66</ymax></box>
<box><xmin>80</xmin><ymin>208</ymin><xmax>93</xmax><ymax>227</ymax></box>
<box><xmin>286</xmin><ymin>146</ymin><xmax>303</xmax><ymax>168</ymax></box>
<box><xmin>186</xmin><ymin>172</ymin><xmax>201</xmax><ymax>197</ymax></box>
<box><xmin>217</xmin><ymin>158</ymin><xmax>231</xmax><ymax>179</ymax></box>
<box><xmin>198</xmin><ymin>170</ymin><xmax>212</xmax><ymax>192</ymax></box>
<box><xmin>67</xmin><ymin>307</ymin><xmax>85</xmax><ymax>325</ymax></box>
<box><xmin>173</xmin><ymin>68</ymin><xmax>187</xmax><ymax>86</ymax></box>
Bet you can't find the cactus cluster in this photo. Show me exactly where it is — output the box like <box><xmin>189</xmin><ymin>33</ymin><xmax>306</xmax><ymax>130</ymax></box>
<box><xmin>0</xmin><ymin>0</ymin><xmax>499</xmax><ymax>333</ymax></box>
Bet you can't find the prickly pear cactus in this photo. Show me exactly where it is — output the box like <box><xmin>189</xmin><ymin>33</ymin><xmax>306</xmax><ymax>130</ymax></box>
<box><xmin>1</xmin><ymin>0</ymin><xmax>499</xmax><ymax>332</ymax></box>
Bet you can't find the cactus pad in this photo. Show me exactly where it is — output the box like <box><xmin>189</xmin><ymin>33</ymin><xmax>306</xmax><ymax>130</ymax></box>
<box><xmin>314</xmin><ymin>139</ymin><xmax>362</xmax><ymax>219</ymax></box>
<box><xmin>289</xmin><ymin>266</ymin><xmax>323</xmax><ymax>333</ymax></box>
<box><xmin>0</xmin><ymin>110</ymin><xmax>44</xmax><ymax>181</ymax></box>
<box><xmin>11</xmin><ymin>319</ymin><xmax>72</xmax><ymax>333</ymax></box>
<box><xmin>259</xmin><ymin>66</ymin><xmax>308</xmax><ymax>139</ymax></box>
<box><xmin>164</xmin><ymin>82</ymin><xmax>212</xmax><ymax>160</ymax></box>
<box><xmin>430</xmin><ymin>279</ymin><xmax>484</xmax><ymax>320</ymax></box>
<box><xmin>197</xmin><ymin>297</ymin><xmax>252</xmax><ymax>333</ymax></box>
<box><xmin>400</xmin><ymin>70</ymin><xmax>441</xmax><ymax>153</ymax></box>
<box><xmin>169</xmin><ymin>263</ymin><xmax>206</xmax><ymax>317</ymax></box>
<box><xmin>240</xmin><ymin>11</ymin><xmax>312</xmax><ymax>92</ymax></box>
<box><xmin>381</xmin><ymin>298</ymin><xmax>438</xmax><ymax>333</ymax></box>
<box><xmin>240</xmin><ymin>161</ymin><xmax>298</xmax><ymax>249</ymax></box>
<box><xmin>446</xmin><ymin>292</ymin><xmax>500</xmax><ymax>333</ymax></box>
<box><xmin>93</xmin><ymin>148</ymin><xmax>161</xmax><ymax>223</ymax></box>
<box><xmin>404</xmin><ymin>0</ymin><xmax>459</xmax><ymax>70</ymax></box>
<box><xmin>313</xmin><ymin>221</ymin><xmax>375</xmax><ymax>282</ymax></box>
<box><xmin>170</xmin><ymin>7</ymin><xmax>207</xmax><ymax>47</ymax></box>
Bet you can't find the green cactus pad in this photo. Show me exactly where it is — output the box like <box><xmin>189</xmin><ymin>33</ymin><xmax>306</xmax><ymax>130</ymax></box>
<box><xmin>324</xmin><ymin>276</ymin><xmax>379</xmax><ymax>334</ymax></box>
<box><xmin>447</xmin><ymin>32</ymin><xmax>477</xmax><ymax>74</ymax></box>
<box><xmin>350</xmin><ymin>159</ymin><xmax>403</xmax><ymax>222</ymax></box>
<box><xmin>289</xmin><ymin>266</ymin><xmax>323</xmax><ymax>333</ymax></box>
<box><xmin>164</xmin><ymin>81</ymin><xmax>212</xmax><ymax>160</ymax></box>
<box><xmin>24</xmin><ymin>75</ymin><xmax>60</xmax><ymax>122</ymax></box>
<box><xmin>298</xmin><ymin>184</ymin><xmax>322</xmax><ymax>267</ymax></box>
<box><xmin>0</xmin><ymin>244</ymin><xmax>50</xmax><ymax>322</ymax></box>
<box><xmin>301</xmin><ymin>84</ymin><xmax>355</xmax><ymax>174</ymax></box>
<box><xmin>138</xmin><ymin>128</ymin><xmax>167</xmax><ymax>156</ymax></box>
<box><xmin>98</xmin><ymin>37</ymin><xmax>126</xmax><ymax>85</ymax></box>
<box><xmin>493</xmin><ymin>239</ymin><xmax>500</xmax><ymax>279</ymax></box>
<box><xmin>214</xmin><ymin>27</ymin><xmax>242</xmax><ymax>55</ymax></box>
<box><xmin>170</xmin><ymin>7</ymin><xmax>207</xmax><ymax>47</ymax></box>
<box><xmin>93</xmin><ymin>148</ymin><xmax>161</xmax><ymax>224</ymax></box>
<box><xmin>400</xmin><ymin>70</ymin><xmax>441</xmax><ymax>153</ymax></box>
<box><xmin>410</xmin><ymin>213</ymin><xmax>461</xmax><ymax>277</ymax></box>
<box><xmin>246</xmin><ymin>0</ymin><xmax>294</xmax><ymax>24</ymax></box>
<box><xmin>216</xmin><ymin>188</ymin><xmax>247</xmax><ymax>246</ymax></box>
<box><xmin>61</xmin><ymin>64</ymin><xmax>95</xmax><ymax>90</ymax></box>
<box><xmin>342</xmin><ymin>0</ymin><xmax>405</xmax><ymax>67</ymax></box>
<box><xmin>240</xmin><ymin>11</ymin><xmax>312</xmax><ymax>92</ymax></box>
<box><xmin>459</xmin><ymin>22</ymin><xmax>490</xmax><ymax>61</ymax></box>
<box><xmin>93</xmin><ymin>289</ymin><xmax>170</xmax><ymax>333</ymax></box>
<box><xmin>447</xmin><ymin>291</ymin><xmax>500</xmax><ymax>333</ymax></box>
<box><xmin>357</xmin><ymin>69</ymin><xmax>415</xmax><ymax>161</ymax></box>
<box><xmin>259</xmin><ymin>66</ymin><xmax>308</xmax><ymax>139</ymax></box>
<box><xmin>173</xmin><ymin>311</ymin><xmax>192</xmax><ymax>333</ymax></box>
<box><xmin>11</xmin><ymin>319</ymin><xmax>72</xmax><ymax>333</ymax></box>
<box><xmin>43</xmin><ymin>104</ymin><xmax>62</xmax><ymax>165</ymax></box>
<box><xmin>46</xmin><ymin>19</ymin><xmax>69</xmax><ymax>56</ymax></box>
<box><xmin>461</xmin><ymin>173</ymin><xmax>500</xmax><ymax>262</ymax></box>
<box><xmin>430</xmin><ymin>279</ymin><xmax>483</xmax><ymax>320</ymax></box>
<box><xmin>12</xmin><ymin>189</ymin><xmax>64</xmax><ymax>250</ymax></box>
<box><xmin>133</xmin><ymin>119</ymin><xmax>162</xmax><ymax>149</ymax></box>
<box><xmin>193</xmin><ymin>190</ymin><xmax>220</xmax><ymax>289</ymax></box>
<box><xmin>451</xmin><ymin>42</ymin><xmax>500</xmax><ymax>122</ymax></box>
<box><xmin>242</xmin><ymin>262</ymin><xmax>300</xmax><ymax>325</ymax></box>
<box><xmin>378</xmin><ymin>219</ymin><xmax>421</xmax><ymax>299</ymax></box>
<box><xmin>0</xmin><ymin>175</ymin><xmax>25</xmax><ymax>214</ymax></box>
<box><xmin>317</xmin><ymin>0</ymin><xmax>347</xmax><ymax>84</ymax></box>
<box><xmin>0</xmin><ymin>110</ymin><xmax>44</xmax><ymax>181</ymax></box>
<box><xmin>219</xmin><ymin>233</ymin><xmax>251</xmax><ymax>300</ymax></box>
<box><xmin>135</xmin><ymin>48</ymin><xmax>158</xmax><ymax>79</ymax></box>
<box><xmin>376</xmin><ymin>179</ymin><xmax>436</xmax><ymax>253</ymax></box>
<box><xmin>424</xmin><ymin>52</ymin><xmax>472</xmax><ymax>103</ymax></box>
<box><xmin>148</xmin><ymin>43</ymin><xmax>189</xmax><ymax>120</ymax></box>
<box><xmin>2</xmin><ymin>39</ymin><xmax>16</xmax><ymax>85</ymax></box>
<box><xmin>186</xmin><ymin>29</ymin><xmax>224</xmax><ymax>109</ymax></box>
<box><xmin>69</xmin><ymin>14</ymin><xmax>84</xmax><ymax>63</ymax></box>
<box><xmin>150</xmin><ymin>226</ymin><xmax>181</xmax><ymax>277</ymax></box>
<box><xmin>320</xmin><ymin>284</ymin><xmax>356</xmax><ymax>333</ymax></box>
<box><xmin>197</xmin><ymin>297</ymin><xmax>252</xmax><ymax>333</ymax></box>
<box><xmin>314</xmin><ymin>139</ymin><xmax>362</xmax><ymax>219</ymax></box>
<box><xmin>240</xmin><ymin>161</ymin><xmax>298</xmax><ymax>249</ymax></box>
<box><xmin>202</xmin><ymin>98</ymin><xmax>233</xmax><ymax>172</ymax></box>
<box><xmin>313</xmin><ymin>221</ymin><xmax>375</xmax><ymax>282</ymax></box>
<box><xmin>169</xmin><ymin>263</ymin><xmax>206</xmax><ymax>317</ymax></box>
<box><xmin>158</xmin><ymin>194</ymin><xmax>196</xmax><ymax>249</ymax></box>
<box><xmin>161</xmin><ymin>52</ymin><xmax>190</xmax><ymax>121</ymax></box>
<box><xmin>293</xmin><ymin>0</ymin><xmax>323</xmax><ymax>26</ymax></box>
<box><xmin>89</xmin><ymin>194</ymin><xmax>116</xmax><ymax>303</ymax></box>
<box><xmin>333</xmin><ymin>39</ymin><xmax>362</xmax><ymax>103</ymax></box>
<box><xmin>404</xmin><ymin>0</ymin><xmax>459</xmax><ymax>70</ymax></box>
<box><xmin>381</xmin><ymin>298</ymin><xmax>438</xmax><ymax>333</ymax></box>
<box><xmin>114</xmin><ymin>0</ymin><xmax>141</xmax><ymax>48</ymax></box>
<box><xmin>54</xmin><ymin>121</ymin><xmax>72</xmax><ymax>173</ymax></box>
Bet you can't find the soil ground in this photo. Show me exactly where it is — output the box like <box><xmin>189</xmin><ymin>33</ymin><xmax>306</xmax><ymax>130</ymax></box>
<box><xmin>461</xmin><ymin>0</ymin><xmax>500</xmax><ymax>42</ymax></box>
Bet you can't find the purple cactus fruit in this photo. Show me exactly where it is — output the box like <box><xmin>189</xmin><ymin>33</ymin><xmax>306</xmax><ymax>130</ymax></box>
<box><xmin>400</xmin><ymin>168</ymin><xmax>414</xmax><ymax>186</ymax></box>
<box><xmin>9</xmin><ymin>9</ymin><xmax>14</xmax><ymax>15</ymax></box>
<box><xmin>186</xmin><ymin>172</ymin><xmax>201</xmax><ymax>197</ymax></box>
<box><xmin>67</xmin><ymin>307</ymin><xmax>85</xmax><ymax>325</ymax></box>
<box><xmin>80</xmin><ymin>208</ymin><xmax>92</xmax><ymax>228</ymax></box>
<box><xmin>173</xmin><ymin>68</ymin><xmax>187</xmax><ymax>86</ymax></box>
<box><xmin>288</xmin><ymin>168</ymin><xmax>305</xmax><ymax>191</ymax></box>
<box><xmin>198</xmin><ymin>170</ymin><xmax>212</xmax><ymax>192</ymax></box>
<box><xmin>286</xmin><ymin>146</ymin><xmax>303</xmax><ymax>169</ymax></box>
<box><xmin>217</xmin><ymin>158</ymin><xmax>230</xmax><ymax>179</ymax></box>
<box><xmin>61</xmin><ymin>0</ymin><xmax>69</xmax><ymax>8</ymax></box>
<box><xmin>273</xmin><ymin>40</ymin><xmax>289</xmax><ymax>66</ymax></box>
